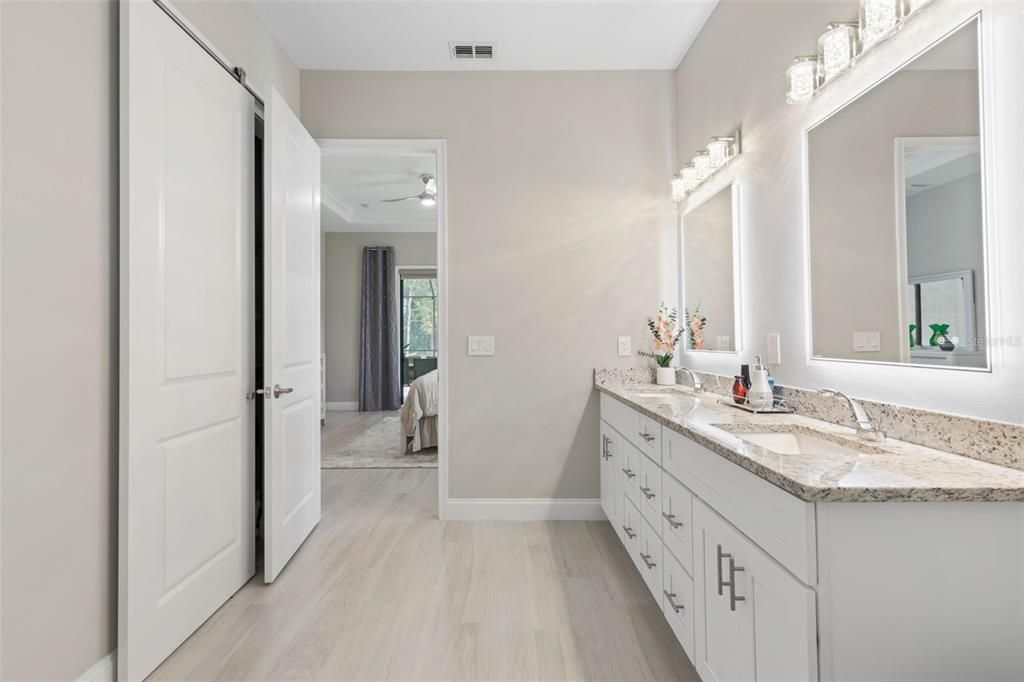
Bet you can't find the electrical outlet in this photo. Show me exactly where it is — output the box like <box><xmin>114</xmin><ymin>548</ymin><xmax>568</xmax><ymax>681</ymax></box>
<box><xmin>617</xmin><ymin>336</ymin><xmax>631</xmax><ymax>357</ymax></box>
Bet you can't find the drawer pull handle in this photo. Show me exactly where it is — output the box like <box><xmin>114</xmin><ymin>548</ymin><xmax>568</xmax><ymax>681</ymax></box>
<box><xmin>622</xmin><ymin>468</ymin><xmax>636</xmax><ymax>479</ymax></box>
<box><xmin>728</xmin><ymin>558</ymin><xmax>746</xmax><ymax>612</ymax></box>
<box><xmin>639</xmin><ymin>486</ymin><xmax>656</xmax><ymax>500</ymax></box>
<box><xmin>622</xmin><ymin>525</ymin><xmax>636</xmax><ymax>539</ymax></box>
<box><xmin>640</xmin><ymin>553</ymin><xmax>657</xmax><ymax>569</ymax></box>
<box><xmin>716</xmin><ymin>544</ymin><xmax>731</xmax><ymax>596</ymax></box>
<box><xmin>638</xmin><ymin>431</ymin><xmax>655</xmax><ymax>443</ymax></box>
<box><xmin>664</xmin><ymin>590</ymin><xmax>685</xmax><ymax>613</ymax></box>
<box><xmin>662</xmin><ymin>512</ymin><xmax>683</xmax><ymax>529</ymax></box>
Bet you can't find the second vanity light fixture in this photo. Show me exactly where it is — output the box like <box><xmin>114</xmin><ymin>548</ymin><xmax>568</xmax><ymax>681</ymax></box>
<box><xmin>786</xmin><ymin>0</ymin><xmax>935</xmax><ymax>104</ymax></box>
<box><xmin>671</xmin><ymin>130</ymin><xmax>742</xmax><ymax>202</ymax></box>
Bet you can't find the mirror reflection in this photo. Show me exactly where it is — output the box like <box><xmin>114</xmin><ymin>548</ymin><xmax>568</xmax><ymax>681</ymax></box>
<box><xmin>682</xmin><ymin>182</ymin><xmax>738</xmax><ymax>352</ymax></box>
<box><xmin>807</xmin><ymin>19</ymin><xmax>986</xmax><ymax>368</ymax></box>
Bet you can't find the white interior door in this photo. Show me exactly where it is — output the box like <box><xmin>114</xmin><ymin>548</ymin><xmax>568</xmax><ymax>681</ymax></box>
<box><xmin>264</xmin><ymin>87</ymin><xmax>322</xmax><ymax>582</ymax></box>
<box><xmin>119</xmin><ymin>2</ymin><xmax>255</xmax><ymax>680</ymax></box>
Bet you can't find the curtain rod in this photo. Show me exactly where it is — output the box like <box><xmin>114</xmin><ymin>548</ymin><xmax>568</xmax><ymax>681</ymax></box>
<box><xmin>151</xmin><ymin>0</ymin><xmax>265</xmax><ymax>108</ymax></box>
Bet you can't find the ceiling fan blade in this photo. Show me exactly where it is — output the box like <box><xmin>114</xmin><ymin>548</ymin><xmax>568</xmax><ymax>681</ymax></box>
<box><xmin>379</xmin><ymin>196</ymin><xmax>419</xmax><ymax>203</ymax></box>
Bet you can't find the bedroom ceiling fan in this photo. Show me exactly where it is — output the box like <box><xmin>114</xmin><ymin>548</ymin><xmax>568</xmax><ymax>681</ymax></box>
<box><xmin>378</xmin><ymin>173</ymin><xmax>437</xmax><ymax>207</ymax></box>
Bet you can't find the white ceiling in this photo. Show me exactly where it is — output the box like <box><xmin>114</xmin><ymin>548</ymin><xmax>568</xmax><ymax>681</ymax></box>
<box><xmin>321</xmin><ymin>150</ymin><xmax>438</xmax><ymax>233</ymax></box>
<box><xmin>250</xmin><ymin>1</ymin><xmax>718</xmax><ymax>71</ymax></box>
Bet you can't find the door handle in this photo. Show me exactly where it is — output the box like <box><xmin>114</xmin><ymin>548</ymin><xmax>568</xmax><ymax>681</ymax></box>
<box><xmin>273</xmin><ymin>384</ymin><xmax>294</xmax><ymax>398</ymax></box>
<box><xmin>662</xmin><ymin>512</ymin><xmax>683</xmax><ymax>529</ymax></box>
<box><xmin>717</xmin><ymin>544</ymin><xmax>731</xmax><ymax>596</ymax></box>
<box><xmin>728</xmin><ymin>558</ymin><xmax>746</xmax><ymax>611</ymax></box>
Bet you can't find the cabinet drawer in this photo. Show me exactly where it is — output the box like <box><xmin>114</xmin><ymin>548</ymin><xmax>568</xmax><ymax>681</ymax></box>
<box><xmin>639</xmin><ymin>452</ymin><xmax>663</xmax><ymax>534</ymax></box>
<box><xmin>600</xmin><ymin>393</ymin><xmax>661</xmax><ymax>456</ymax></box>
<box><xmin>663</xmin><ymin>429</ymin><xmax>817</xmax><ymax>584</ymax></box>
<box><xmin>662</xmin><ymin>547</ymin><xmax>695</xmax><ymax>661</ymax></box>
<box><xmin>637</xmin><ymin>413</ymin><xmax>663</xmax><ymax>463</ymax></box>
<box><xmin>661</xmin><ymin>473</ymin><xmax>693</xmax><ymax>576</ymax></box>
<box><xmin>639</xmin><ymin>514</ymin><xmax>663</xmax><ymax>603</ymax></box>
<box><xmin>620</xmin><ymin>442</ymin><xmax>642</xmax><ymax>511</ymax></box>
<box><xmin>621</xmin><ymin>496</ymin><xmax>643</xmax><ymax>570</ymax></box>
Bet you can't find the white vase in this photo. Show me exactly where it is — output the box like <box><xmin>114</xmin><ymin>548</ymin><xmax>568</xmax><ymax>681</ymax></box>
<box><xmin>656</xmin><ymin>367</ymin><xmax>676</xmax><ymax>386</ymax></box>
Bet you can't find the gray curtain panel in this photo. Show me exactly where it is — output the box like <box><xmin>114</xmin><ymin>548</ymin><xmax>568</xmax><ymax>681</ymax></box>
<box><xmin>359</xmin><ymin>246</ymin><xmax>402</xmax><ymax>411</ymax></box>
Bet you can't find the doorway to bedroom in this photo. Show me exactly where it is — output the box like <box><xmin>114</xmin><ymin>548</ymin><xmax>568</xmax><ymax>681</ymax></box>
<box><xmin>319</xmin><ymin>140</ymin><xmax>445</xmax><ymax>481</ymax></box>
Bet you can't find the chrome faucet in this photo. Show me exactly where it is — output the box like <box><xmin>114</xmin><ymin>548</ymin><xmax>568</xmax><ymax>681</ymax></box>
<box><xmin>679</xmin><ymin>368</ymin><xmax>705</xmax><ymax>393</ymax></box>
<box><xmin>817</xmin><ymin>388</ymin><xmax>885</xmax><ymax>441</ymax></box>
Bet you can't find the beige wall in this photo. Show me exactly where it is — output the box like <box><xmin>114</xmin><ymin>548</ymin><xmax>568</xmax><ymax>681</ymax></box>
<box><xmin>302</xmin><ymin>70</ymin><xmax>678</xmax><ymax>498</ymax></box>
<box><xmin>324</xmin><ymin>231</ymin><xmax>437</xmax><ymax>404</ymax></box>
<box><xmin>674</xmin><ymin>1</ymin><xmax>1023</xmax><ymax>424</ymax></box>
<box><xmin>0</xmin><ymin>1</ymin><xmax>297</xmax><ymax>678</ymax></box>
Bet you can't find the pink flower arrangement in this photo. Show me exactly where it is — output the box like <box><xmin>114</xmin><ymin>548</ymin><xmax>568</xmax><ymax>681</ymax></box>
<box><xmin>637</xmin><ymin>304</ymin><xmax>682</xmax><ymax>368</ymax></box>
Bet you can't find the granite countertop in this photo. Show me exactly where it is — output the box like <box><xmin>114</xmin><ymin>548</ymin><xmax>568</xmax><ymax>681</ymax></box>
<box><xmin>595</xmin><ymin>380</ymin><xmax>1024</xmax><ymax>503</ymax></box>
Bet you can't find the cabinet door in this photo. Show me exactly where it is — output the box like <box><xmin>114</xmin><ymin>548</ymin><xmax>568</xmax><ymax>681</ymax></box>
<box><xmin>694</xmin><ymin>500</ymin><xmax>756</xmax><ymax>682</ymax></box>
<box><xmin>694</xmin><ymin>500</ymin><xmax>818</xmax><ymax>682</ymax></box>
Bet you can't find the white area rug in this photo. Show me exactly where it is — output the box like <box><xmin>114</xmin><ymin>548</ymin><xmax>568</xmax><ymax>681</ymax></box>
<box><xmin>322</xmin><ymin>415</ymin><xmax>438</xmax><ymax>469</ymax></box>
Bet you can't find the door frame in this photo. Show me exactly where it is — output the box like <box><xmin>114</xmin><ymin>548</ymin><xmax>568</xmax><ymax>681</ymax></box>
<box><xmin>317</xmin><ymin>138</ymin><xmax>450</xmax><ymax>519</ymax></box>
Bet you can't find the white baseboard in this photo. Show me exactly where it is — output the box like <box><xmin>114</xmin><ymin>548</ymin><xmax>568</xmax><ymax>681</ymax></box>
<box><xmin>326</xmin><ymin>401</ymin><xmax>358</xmax><ymax>411</ymax></box>
<box><xmin>443</xmin><ymin>498</ymin><xmax>605</xmax><ymax>521</ymax></box>
<box><xmin>77</xmin><ymin>652</ymin><xmax>115</xmax><ymax>682</ymax></box>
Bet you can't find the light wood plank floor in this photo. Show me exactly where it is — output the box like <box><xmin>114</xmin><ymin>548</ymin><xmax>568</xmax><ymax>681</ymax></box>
<box><xmin>149</xmin><ymin>469</ymin><xmax>699</xmax><ymax>681</ymax></box>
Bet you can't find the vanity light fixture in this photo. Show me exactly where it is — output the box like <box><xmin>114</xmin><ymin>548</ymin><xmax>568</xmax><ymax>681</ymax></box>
<box><xmin>707</xmin><ymin>136</ymin><xmax>736</xmax><ymax>169</ymax></box>
<box><xmin>692</xmin><ymin>152</ymin><xmax>712</xmax><ymax>182</ymax></box>
<box><xmin>859</xmin><ymin>0</ymin><xmax>902</xmax><ymax>51</ymax></box>
<box><xmin>671</xmin><ymin>130</ymin><xmax>742</xmax><ymax>203</ymax></box>
<box><xmin>671</xmin><ymin>175</ymin><xmax>687</xmax><ymax>202</ymax></box>
<box><xmin>786</xmin><ymin>56</ymin><xmax>819</xmax><ymax>104</ymax></box>
<box><xmin>819</xmin><ymin>22</ymin><xmax>859</xmax><ymax>83</ymax></box>
<box><xmin>786</xmin><ymin>0</ymin><xmax>935</xmax><ymax>105</ymax></box>
<box><xmin>680</xmin><ymin>165</ymin><xmax>699</xmax><ymax>192</ymax></box>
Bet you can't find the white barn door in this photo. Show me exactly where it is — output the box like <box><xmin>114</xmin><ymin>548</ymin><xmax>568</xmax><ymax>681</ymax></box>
<box><xmin>263</xmin><ymin>87</ymin><xmax>322</xmax><ymax>582</ymax></box>
<box><xmin>119</xmin><ymin>2</ymin><xmax>255</xmax><ymax>680</ymax></box>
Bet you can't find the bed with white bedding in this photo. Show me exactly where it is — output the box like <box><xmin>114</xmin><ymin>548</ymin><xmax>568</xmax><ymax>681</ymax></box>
<box><xmin>401</xmin><ymin>369</ymin><xmax>439</xmax><ymax>453</ymax></box>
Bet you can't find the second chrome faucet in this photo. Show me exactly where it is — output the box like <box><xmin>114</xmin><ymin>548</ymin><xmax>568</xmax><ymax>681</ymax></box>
<box><xmin>817</xmin><ymin>388</ymin><xmax>885</xmax><ymax>441</ymax></box>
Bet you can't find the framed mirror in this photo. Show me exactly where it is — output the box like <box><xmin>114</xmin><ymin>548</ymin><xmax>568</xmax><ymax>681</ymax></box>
<box><xmin>681</xmin><ymin>181</ymin><xmax>741</xmax><ymax>353</ymax></box>
<box><xmin>805</xmin><ymin>17</ymin><xmax>987</xmax><ymax>369</ymax></box>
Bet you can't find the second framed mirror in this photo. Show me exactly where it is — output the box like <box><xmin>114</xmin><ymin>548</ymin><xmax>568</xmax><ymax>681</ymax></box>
<box><xmin>680</xmin><ymin>181</ymin><xmax>741</xmax><ymax>353</ymax></box>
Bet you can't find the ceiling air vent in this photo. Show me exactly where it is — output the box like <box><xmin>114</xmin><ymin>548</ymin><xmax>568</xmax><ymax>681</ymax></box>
<box><xmin>449</xmin><ymin>42</ymin><xmax>495</xmax><ymax>61</ymax></box>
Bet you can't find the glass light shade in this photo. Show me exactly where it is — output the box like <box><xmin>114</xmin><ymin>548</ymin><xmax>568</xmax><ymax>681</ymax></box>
<box><xmin>420</xmin><ymin>196</ymin><xmax>436</xmax><ymax>207</ymax></box>
<box><xmin>860</xmin><ymin>0</ymin><xmax>901</xmax><ymax>51</ymax></box>
<box><xmin>692</xmin><ymin>153</ymin><xmax>711</xmax><ymax>182</ymax></box>
<box><xmin>671</xmin><ymin>177</ymin><xmax>686</xmax><ymax>202</ymax></box>
<box><xmin>819</xmin><ymin>23</ymin><xmax>858</xmax><ymax>83</ymax></box>
<box><xmin>707</xmin><ymin>139</ymin><xmax>732</xmax><ymax>168</ymax></box>
<box><xmin>786</xmin><ymin>57</ymin><xmax>818</xmax><ymax>104</ymax></box>
<box><xmin>680</xmin><ymin>166</ymin><xmax>699</xmax><ymax>191</ymax></box>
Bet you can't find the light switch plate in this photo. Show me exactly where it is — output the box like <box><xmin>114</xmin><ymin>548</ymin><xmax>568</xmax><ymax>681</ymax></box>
<box><xmin>852</xmin><ymin>331</ymin><xmax>881</xmax><ymax>353</ymax></box>
<box><xmin>617</xmin><ymin>336</ymin><xmax>631</xmax><ymax>357</ymax></box>
<box><xmin>468</xmin><ymin>335</ymin><xmax>495</xmax><ymax>356</ymax></box>
<box><xmin>765</xmin><ymin>333</ymin><xmax>782</xmax><ymax>365</ymax></box>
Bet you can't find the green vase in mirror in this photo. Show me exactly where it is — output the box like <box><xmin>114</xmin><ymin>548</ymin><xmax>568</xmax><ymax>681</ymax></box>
<box><xmin>928</xmin><ymin>323</ymin><xmax>950</xmax><ymax>347</ymax></box>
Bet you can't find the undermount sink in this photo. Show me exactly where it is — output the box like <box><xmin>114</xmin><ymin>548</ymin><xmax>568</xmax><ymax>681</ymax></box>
<box><xmin>737</xmin><ymin>431</ymin><xmax>864</xmax><ymax>456</ymax></box>
<box><xmin>712</xmin><ymin>424</ymin><xmax>887</xmax><ymax>457</ymax></box>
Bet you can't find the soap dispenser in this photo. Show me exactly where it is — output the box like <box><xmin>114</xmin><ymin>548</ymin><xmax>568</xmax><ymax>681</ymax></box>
<box><xmin>747</xmin><ymin>355</ymin><xmax>773</xmax><ymax>411</ymax></box>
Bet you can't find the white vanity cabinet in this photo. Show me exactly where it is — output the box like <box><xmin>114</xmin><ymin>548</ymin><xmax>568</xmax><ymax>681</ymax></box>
<box><xmin>599</xmin><ymin>393</ymin><xmax>817</xmax><ymax>682</ymax></box>
<box><xmin>599</xmin><ymin>391</ymin><xmax>1024</xmax><ymax>682</ymax></box>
